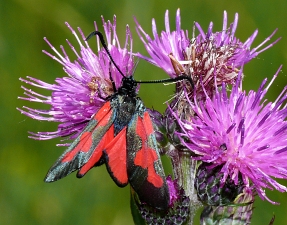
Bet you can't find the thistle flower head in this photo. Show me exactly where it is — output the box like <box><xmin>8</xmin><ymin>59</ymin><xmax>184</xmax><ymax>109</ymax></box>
<box><xmin>200</xmin><ymin>188</ymin><xmax>254</xmax><ymax>224</ymax></box>
<box><xmin>195</xmin><ymin>162</ymin><xmax>245</xmax><ymax>206</ymax></box>
<box><xmin>135</xmin><ymin>9</ymin><xmax>280</xmax><ymax>98</ymax></box>
<box><xmin>18</xmin><ymin>17</ymin><xmax>134</xmax><ymax>142</ymax></box>
<box><xmin>176</xmin><ymin>66</ymin><xmax>287</xmax><ymax>204</ymax></box>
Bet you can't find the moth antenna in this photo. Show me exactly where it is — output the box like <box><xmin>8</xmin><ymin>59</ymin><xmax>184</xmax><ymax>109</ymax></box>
<box><xmin>86</xmin><ymin>31</ymin><xmax>126</xmax><ymax>78</ymax></box>
<box><xmin>108</xmin><ymin>60</ymin><xmax>117</xmax><ymax>92</ymax></box>
<box><xmin>86</xmin><ymin>31</ymin><xmax>194</xmax><ymax>89</ymax></box>
<box><xmin>136</xmin><ymin>75</ymin><xmax>194</xmax><ymax>89</ymax></box>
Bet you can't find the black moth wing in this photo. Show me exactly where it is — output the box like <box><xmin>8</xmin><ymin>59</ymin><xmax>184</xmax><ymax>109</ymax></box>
<box><xmin>126</xmin><ymin>98</ymin><xmax>169</xmax><ymax>210</ymax></box>
<box><xmin>45</xmin><ymin>101</ymin><xmax>116</xmax><ymax>182</ymax></box>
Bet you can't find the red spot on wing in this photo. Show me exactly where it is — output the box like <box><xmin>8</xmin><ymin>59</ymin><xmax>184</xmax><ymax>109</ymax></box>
<box><xmin>134</xmin><ymin>115</ymin><xmax>163</xmax><ymax>188</ymax></box>
<box><xmin>95</xmin><ymin>104</ymin><xmax>113</xmax><ymax>127</ymax></box>
<box><xmin>105</xmin><ymin>127</ymin><xmax>128</xmax><ymax>185</ymax></box>
<box><xmin>94</xmin><ymin>101</ymin><xmax>111</xmax><ymax>121</ymax></box>
<box><xmin>134</xmin><ymin>148</ymin><xmax>163</xmax><ymax>188</ymax></box>
<box><xmin>142</xmin><ymin>112</ymin><xmax>154</xmax><ymax>136</ymax></box>
<box><xmin>62</xmin><ymin>132</ymin><xmax>92</xmax><ymax>162</ymax></box>
<box><xmin>61</xmin><ymin>103</ymin><xmax>113</xmax><ymax>163</ymax></box>
<box><xmin>78</xmin><ymin>125</ymin><xmax>115</xmax><ymax>176</ymax></box>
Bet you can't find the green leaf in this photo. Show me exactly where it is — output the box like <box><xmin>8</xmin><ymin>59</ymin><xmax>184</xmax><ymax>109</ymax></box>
<box><xmin>130</xmin><ymin>188</ymin><xmax>146</xmax><ymax>225</ymax></box>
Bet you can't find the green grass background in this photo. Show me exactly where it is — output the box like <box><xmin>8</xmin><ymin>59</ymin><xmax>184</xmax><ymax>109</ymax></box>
<box><xmin>1</xmin><ymin>0</ymin><xmax>287</xmax><ymax>224</ymax></box>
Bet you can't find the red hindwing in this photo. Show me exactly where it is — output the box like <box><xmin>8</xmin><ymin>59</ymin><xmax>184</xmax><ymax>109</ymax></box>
<box><xmin>45</xmin><ymin>96</ymin><xmax>169</xmax><ymax>210</ymax></box>
<box><xmin>104</xmin><ymin>127</ymin><xmax>128</xmax><ymax>186</ymax></box>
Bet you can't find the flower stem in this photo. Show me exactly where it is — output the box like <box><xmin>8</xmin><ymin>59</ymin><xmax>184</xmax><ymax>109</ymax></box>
<box><xmin>171</xmin><ymin>148</ymin><xmax>203</xmax><ymax>224</ymax></box>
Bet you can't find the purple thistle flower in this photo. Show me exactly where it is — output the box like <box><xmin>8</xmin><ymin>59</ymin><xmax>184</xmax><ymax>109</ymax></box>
<box><xmin>18</xmin><ymin>17</ymin><xmax>134</xmax><ymax>143</ymax></box>
<box><xmin>176</xmin><ymin>66</ymin><xmax>287</xmax><ymax>204</ymax></box>
<box><xmin>135</xmin><ymin>9</ymin><xmax>280</xmax><ymax>97</ymax></box>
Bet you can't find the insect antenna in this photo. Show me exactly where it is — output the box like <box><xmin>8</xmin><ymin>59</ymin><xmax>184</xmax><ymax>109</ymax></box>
<box><xmin>137</xmin><ymin>75</ymin><xmax>194</xmax><ymax>89</ymax></box>
<box><xmin>86</xmin><ymin>31</ymin><xmax>126</xmax><ymax>79</ymax></box>
<box><xmin>86</xmin><ymin>30</ymin><xmax>126</xmax><ymax>92</ymax></box>
<box><xmin>108</xmin><ymin>60</ymin><xmax>117</xmax><ymax>92</ymax></box>
<box><xmin>86</xmin><ymin>31</ymin><xmax>194</xmax><ymax>89</ymax></box>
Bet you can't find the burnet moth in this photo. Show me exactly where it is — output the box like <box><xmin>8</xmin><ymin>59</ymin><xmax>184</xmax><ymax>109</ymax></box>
<box><xmin>44</xmin><ymin>30</ymin><xmax>193</xmax><ymax>210</ymax></box>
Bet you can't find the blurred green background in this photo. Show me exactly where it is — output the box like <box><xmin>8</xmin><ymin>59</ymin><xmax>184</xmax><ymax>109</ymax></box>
<box><xmin>1</xmin><ymin>0</ymin><xmax>287</xmax><ymax>224</ymax></box>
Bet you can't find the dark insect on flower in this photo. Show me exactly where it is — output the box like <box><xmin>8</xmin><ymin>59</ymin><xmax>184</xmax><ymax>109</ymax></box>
<box><xmin>47</xmin><ymin>37</ymin><xmax>171</xmax><ymax>211</ymax></box>
<box><xmin>18</xmin><ymin>16</ymin><xmax>195</xmax><ymax>211</ymax></box>
<box><xmin>18</xmin><ymin>18</ymin><xmax>169</xmax><ymax>210</ymax></box>
<box><xmin>44</xmin><ymin>28</ymin><xmax>195</xmax><ymax>211</ymax></box>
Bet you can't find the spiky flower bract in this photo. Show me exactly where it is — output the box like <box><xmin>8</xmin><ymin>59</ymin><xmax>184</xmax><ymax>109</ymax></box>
<box><xmin>177</xmin><ymin>66</ymin><xmax>287</xmax><ymax>204</ymax></box>
<box><xmin>18</xmin><ymin>17</ymin><xmax>134</xmax><ymax>143</ymax></box>
<box><xmin>135</xmin><ymin>9</ymin><xmax>280</xmax><ymax>98</ymax></box>
<box><xmin>200</xmin><ymin>188</ymin><xmax>254</xmax><ymax>225</ymax></box>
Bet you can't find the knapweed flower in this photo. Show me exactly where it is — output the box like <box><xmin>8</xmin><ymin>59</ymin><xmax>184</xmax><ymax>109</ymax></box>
<box><xmin>18</xmin><ymin>17</ymin><xmax>134</xmax><ymax>142</ymax></box>
<box><xmin>135</xmin><ymin>9</ymin><xmax>280</xmax><ymax>98</ymax></box>
<box><xmin>176</xmin><ymin>66</ymin><xmax>287</xmax><ymax>204</ymax></box>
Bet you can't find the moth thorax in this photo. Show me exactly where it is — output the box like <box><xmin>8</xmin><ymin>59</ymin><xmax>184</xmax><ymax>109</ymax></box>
<box><xmin>118</xmin><ymin>77</ymin><xmax>137</xmax><ymax>97</ymax></box>
<box><xmin>113</xmin><ymin>95</ymin><xmax>137</xmax><ymax>135</ymax></box>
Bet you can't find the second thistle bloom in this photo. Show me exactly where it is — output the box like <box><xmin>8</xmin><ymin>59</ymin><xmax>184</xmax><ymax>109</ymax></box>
<box><xmin>18</xmin><ymin>17</ymin><xmax>135</xmax><ymax>142</ymax></box>
<box><xmin>177</xmin><ymin>66</ymin><xmax>287</xmax><ymax>204</ymax></box>
<box><xmin>135</xmin><ymin>9</ymin><xmax>280</xmax><ymax>98</ymax></box>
